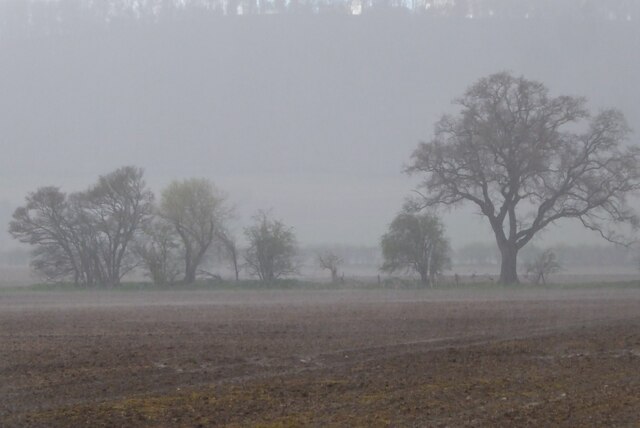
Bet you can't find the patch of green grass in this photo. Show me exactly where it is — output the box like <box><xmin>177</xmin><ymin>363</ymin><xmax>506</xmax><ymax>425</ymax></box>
<box><xmin>3</xmin><ymin>277</ymin><xmax>638</xmax><ymax>293</ymax></box>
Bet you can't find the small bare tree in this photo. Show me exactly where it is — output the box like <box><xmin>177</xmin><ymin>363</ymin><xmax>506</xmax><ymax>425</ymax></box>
<box><xmin>525</xmin><ymin>249</ymin><xmax>562</xmax><ymax>285</ymax></box>
<box><xmin>244</xmin><ymin>211</ymin><xmax>299</xmax><ymax>281</ymax></box>
<box><xmin>317</xmin><ymin>251</ymin><xmax>343</xmax><ymax>283</ymax></box>
<box><xmin>9</xmin><ymin>187</ymin><xmax>82</xmax><ymax>283</ymax></box>
<box><xmin>135</xmin><ymin>219</ymin><xmax>182</xmax><ymax>285</ymax></box>
<box><xmin>408</xmin><ymin>72</ymin><xmax>640</xmax><ymax>284</ymax></box>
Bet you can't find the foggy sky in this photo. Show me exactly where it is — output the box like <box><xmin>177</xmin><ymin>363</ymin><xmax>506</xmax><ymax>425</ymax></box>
<box><xmin>1</xmin><ymin>14</ymin><xmax>639</xmax><ymax>250</ymax></box>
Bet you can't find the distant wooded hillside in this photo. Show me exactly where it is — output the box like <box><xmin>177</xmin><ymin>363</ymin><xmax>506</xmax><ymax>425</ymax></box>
<box><xmin>1</xmin><ymin>0</ymin><xmax>638</xmax><ymax>40</ymax></box>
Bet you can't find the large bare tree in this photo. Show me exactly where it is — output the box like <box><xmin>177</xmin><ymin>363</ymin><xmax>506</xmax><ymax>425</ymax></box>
<box><xmin>408</xmin><ymin>72</ymin><xmax>640</xmax><ymax>284</ymax></box>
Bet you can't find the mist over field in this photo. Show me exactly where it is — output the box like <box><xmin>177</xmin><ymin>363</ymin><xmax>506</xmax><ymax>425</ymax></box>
<box><xmin>1</xmin><ymin>3</ymin><xmax>639</xmax><ymax>255</ymax></box>
<box><xmin>3</xmin><ymin>3</ymin><xmax>640</xmax><ymax>426</ymax></box>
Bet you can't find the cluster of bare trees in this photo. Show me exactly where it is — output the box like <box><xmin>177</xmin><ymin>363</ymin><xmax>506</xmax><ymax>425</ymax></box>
<box><xmin>380</xmin><ymin>70</ymin><xmax>640</xmax><ymax>287</ymax></box>
<box><xmin>11</xmin><ymin>72</ymin><xmax>640</xmax><ymax>288</ymax></box>
<box><xmin>9</xmin><ymin>167</ymin><xmax>153</xmax><ymax>287</ymax></box>
<box><xmin>10</xmin><ymin>170</ymin><xmax>300</xmax><ymax>287</ymax></box>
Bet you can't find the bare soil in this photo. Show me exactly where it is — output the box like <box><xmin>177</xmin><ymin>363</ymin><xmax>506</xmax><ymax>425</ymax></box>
<box><xmin>1</xmin><ymin>288</ymin><xmax>639</xmax><ymax>427</ymax></box>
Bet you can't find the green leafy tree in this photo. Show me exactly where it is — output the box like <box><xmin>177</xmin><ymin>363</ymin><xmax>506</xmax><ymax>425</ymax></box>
<box><xmin>380</xmin><ymin>210</ymin><xmax>450</xmax><ymax>287</ymax></box>
<box><xmin>244</xmin><ymin>211</ymin><xmax>299</xmax><ymax>281</ymax></box>
<box><xmin>159</xmin><ymin>178</ymin><xmax>229</xmax><ymax>284</ymax></box>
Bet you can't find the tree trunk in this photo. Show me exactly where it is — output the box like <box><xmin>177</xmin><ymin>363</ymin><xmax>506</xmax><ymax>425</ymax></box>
<box><xmin>184</xmin><ymin>266</ymin><xmax>196</xmax><ymax>284</ymax></box>
<box><xmin>499</xmin><ymin>244</ymin><xmax>519</xmax><ymax>284</ymax></box>
<box><xmin>419</xmin><ymin>270</ymin><xmax>430</xmax><ymax>287</ymax></box>
<box><xmin>183</xmin><ymin>243</ymin><xmax>193</xmax><ymax>284</ymax></box>
<box><xmin>233</xmin><ymin>261</ymin><xmax>239</xmax><ymax>282</ymax></box>
<box><xmin>229</xmin><ymin>247</ymin><xmax>239</xmax><ymax>281</ymax></box>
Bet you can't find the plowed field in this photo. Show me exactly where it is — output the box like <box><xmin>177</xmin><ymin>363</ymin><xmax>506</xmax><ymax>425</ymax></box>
<box><xmin>2</xmin><ymin>288</ymin><xmax>639</xmax><ymax>427</ymax></box>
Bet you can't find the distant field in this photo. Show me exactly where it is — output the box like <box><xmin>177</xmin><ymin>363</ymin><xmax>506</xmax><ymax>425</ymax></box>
<box><xmin>1</xmin><ymin>263</ymin><xmax>639</xmax><ymax>289</ymax></box>
<box><xmin>0</xmin><ymin>266</ymin><xmax>34</xmax><ymax>288</ymax></box>
<box><xmin>1</xmin><ymin>288</ymin><xmax>639</xmax><ymax>426</ymax></box>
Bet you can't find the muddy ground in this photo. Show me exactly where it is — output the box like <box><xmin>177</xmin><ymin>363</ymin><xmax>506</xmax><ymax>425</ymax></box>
<box><xmin>1</xmin><ymin>288</ymin><xmax>639</xmax><ymax>427</ymax></box>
